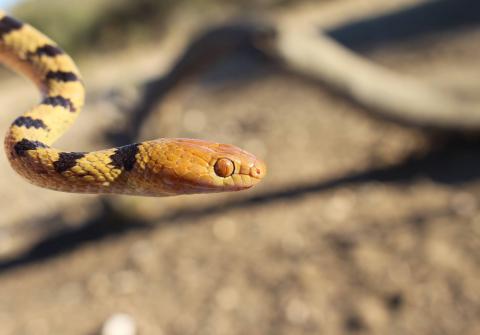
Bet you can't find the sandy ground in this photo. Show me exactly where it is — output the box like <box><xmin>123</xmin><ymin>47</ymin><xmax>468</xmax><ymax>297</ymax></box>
<box><xmin>1</xmin><ymin>1</ymin><xmax>480</xmax><ymax>334</ymax></box>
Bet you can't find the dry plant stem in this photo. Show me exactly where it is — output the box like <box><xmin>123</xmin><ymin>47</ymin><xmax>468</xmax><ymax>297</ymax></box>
<box><xmin>271</xmin><ymin>22</ymin><xmax>480</xmax><ymax>130</ymax></box>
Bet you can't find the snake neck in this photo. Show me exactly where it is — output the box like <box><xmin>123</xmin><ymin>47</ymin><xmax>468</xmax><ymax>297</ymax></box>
<box><xmin>0</xmin><ymin>11</ymin><xmax>176</xmax><ymax>196</ymax></box>
<box><xmin>0</xmin><ymin>11</ymin><xmax>123</xmax><ymax>194</ymax></box>
<box><xmin>0</xmin><ymin>11</ymin><xmax>84</xmax><ymax>148</ymax></box>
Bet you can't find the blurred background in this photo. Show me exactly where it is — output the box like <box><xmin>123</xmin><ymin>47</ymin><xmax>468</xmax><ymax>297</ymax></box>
<box><xmin>0</xmin><ymin>0</ymin><xmax>480</xmax><ymax>334</ymax></box>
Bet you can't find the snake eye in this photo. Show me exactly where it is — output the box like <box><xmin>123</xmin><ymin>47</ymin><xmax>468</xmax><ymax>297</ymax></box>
<box><xmin>214</xmin><ymin>158</ymin><xmax>235</xmax><ymax>177</ymax></box>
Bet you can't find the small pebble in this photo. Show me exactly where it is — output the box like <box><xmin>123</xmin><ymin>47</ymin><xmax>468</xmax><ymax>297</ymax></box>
<box><xmin>129</xmin><ymin>240</ymin><xmax>156</xmax><ymax>273</ymax></box>
<box><xmin>324</xmin><ymin>189</ymin><xmax>356</xmax><ymax>222</ymax></box>
<box><xmin>216</xmin><ymin>286</ymin><xmax>239</xmax><ymax>311</ymax></box>
<box><xmin>285</xmin><ymin>298</ymin><xmax>310</xmax><ymax>324</ymax></box>
<box><xmin>212</xmin><ymin>218</ymin><xmax>237</xmax><ymax>242</ymax></box>
<box><xmin>58</xmin><ymin>281</ymin><xmax>84</xmax><ymax>304</ymax></box>
<box><xmin>87</xmin><ymin>272</ymin><xmax>111</xmax><ymax>298</ymax></box>
<box><xmin>25</xmin><ymin>316</ymin><xmax>49</xmax><ymax>335</ymax></box>
<box><xmin>102</xmin><ymin>313</ymin><xmax>136</xmax><ymax>335</ymax></box>
<box><xmin>451</xmin><ymin>192</ymin><xmax>477</xmax><ymax>217</ymax></box>
<box><xmin>113</xmin><ymin>270</ymin><xmax>139</xmax><ymax>295</ymax></box>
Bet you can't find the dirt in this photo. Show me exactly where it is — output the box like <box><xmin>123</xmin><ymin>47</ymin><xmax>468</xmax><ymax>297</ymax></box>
<box><xmin>1</xmin><ymin>1</ymin><xmax>480</xmax><ymax>335</ymax></box>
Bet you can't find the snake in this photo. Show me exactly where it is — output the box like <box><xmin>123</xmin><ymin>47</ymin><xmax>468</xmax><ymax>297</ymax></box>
<box><xmin>0</xmin><ymin>11</ymin><xmax>266</xmax><ymax>196</ymax></box>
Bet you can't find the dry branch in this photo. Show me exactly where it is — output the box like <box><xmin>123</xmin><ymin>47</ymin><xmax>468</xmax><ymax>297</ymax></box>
<box><xmin>267</xmin><ymin>21</ymin><xmax>480</xmax><ymax>130</ymax></box>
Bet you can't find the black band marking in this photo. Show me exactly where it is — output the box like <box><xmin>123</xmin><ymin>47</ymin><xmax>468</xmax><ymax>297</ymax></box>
<box><xmin>0</xmin><ymin>16</ymin><xmax>23</xmax><ymax>38</ymax></box>
<box><xmin>42</xmin><ymin>95</ymin><xmax>76</xmax><ymax>112</ymax></box>
<box><xmin>28</xmin><ymin>44</ymin><xmax>63</xmax><ymax>58</ymax></box>
<box><xmin>13</xmin><ymin>116</ymin><xmax>48</xmax><ymax>129</ymax></box>
<box><xmin>46</xmin><ymin>71</ymin><xmax>79</xmax><ymax>82</ymax></box>
<box><xmin>53</xmin><ymin>152</ymin><xmax>85</xmax><ymax>173</ymax></box>
<box><xmin>109</xmin><ymin>143</ymin><xmax>140</xmax><ymax>171</ymax></box>
<box><xmin>13</xmin><ymin>139</ymin><xmax>48</xmax><ymax>156</ymax></box>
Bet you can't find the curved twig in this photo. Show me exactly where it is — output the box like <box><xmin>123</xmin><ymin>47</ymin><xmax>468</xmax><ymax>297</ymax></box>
<box><xmin>267</xmin><ymin>16</ymin><xmax>480</xmax><ymax>129</ymax></box>
<box><xmin>118</xmin><ymin>0</ymin><xmax>480</xmax><ymax>132</ymax></box>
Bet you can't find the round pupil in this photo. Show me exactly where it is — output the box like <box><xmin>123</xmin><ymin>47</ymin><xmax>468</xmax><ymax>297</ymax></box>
<box><xmin>214</xmin><ymin>158</ymin><xmax>234</xmax><ymax>177</ymax></box>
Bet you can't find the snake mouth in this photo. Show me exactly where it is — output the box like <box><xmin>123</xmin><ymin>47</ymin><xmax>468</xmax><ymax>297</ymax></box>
<box><xmin>227</xmin><ymin>160</ymin><xmax>266</xmax><ymax>191</ymax></box>
<box><xmin>247</xmin><ymin>176</ymin><xmax>263</xmax><ymax>189</ymax></box>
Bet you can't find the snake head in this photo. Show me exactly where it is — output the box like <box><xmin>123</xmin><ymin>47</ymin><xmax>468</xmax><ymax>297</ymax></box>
<box><xmin>142</xmin><ymin>138</ymin><xmax>266</xmax><ymax>195</ymax></box>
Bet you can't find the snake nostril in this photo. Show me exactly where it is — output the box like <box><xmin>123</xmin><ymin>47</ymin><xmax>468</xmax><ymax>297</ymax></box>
<box><xmin>250</xmin><ymin>160</ymin><xmax>266</xmax><ymax>179</ymax></box>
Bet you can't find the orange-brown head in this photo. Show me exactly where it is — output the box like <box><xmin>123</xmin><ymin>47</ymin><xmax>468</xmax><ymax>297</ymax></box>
<box><xmin>138</xmin><ymin>138</ymin><xmax>266</xmax><ymax>195</ymax></box>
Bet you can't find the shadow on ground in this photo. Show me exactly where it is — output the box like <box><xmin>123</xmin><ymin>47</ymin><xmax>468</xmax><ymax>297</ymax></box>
<box><xmin>1</xmin><ymin>134</ymin><xmax>479</xmax><ymax>274</ymax></box>
<box><xmin>326</xmin><ymin>0</ymin><xmax>480</xmax><ymax>51</ymax></box>
<box><xmin>2</xmin><ymin>0</ymin><xmax>480</xmax><ymax>277</ymax></box>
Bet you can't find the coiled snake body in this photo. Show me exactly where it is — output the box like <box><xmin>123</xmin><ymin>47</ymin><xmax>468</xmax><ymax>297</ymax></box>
<box><xmin>0</xmin><ymin>12</ymin><xmax>266</xmax><ymax>196</ymax></box>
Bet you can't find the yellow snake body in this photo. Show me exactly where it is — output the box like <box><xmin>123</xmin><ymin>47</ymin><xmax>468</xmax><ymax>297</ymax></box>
<box><xmin>0</xmin><ymin>11</ymin><xmax>266</xmax><ymax>196</ymax></box>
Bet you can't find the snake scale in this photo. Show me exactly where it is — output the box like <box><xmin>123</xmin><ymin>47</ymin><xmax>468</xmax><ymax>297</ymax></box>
<box><xmin>0</xmin><ymin>11</ymin><xmax>266</xmax><ymax>196</ymax></box>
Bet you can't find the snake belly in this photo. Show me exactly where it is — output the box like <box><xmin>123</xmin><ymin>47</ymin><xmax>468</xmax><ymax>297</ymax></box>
<box><xmin>0</xmin><ymin>11</ymin><xmax>266</xmax><ymax>196</ymax></box>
